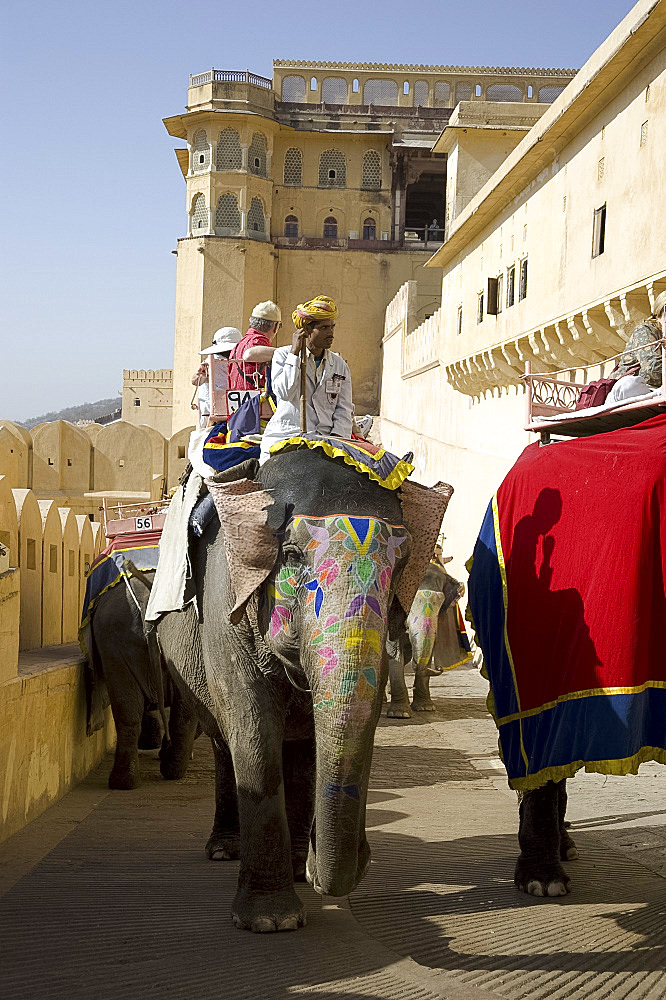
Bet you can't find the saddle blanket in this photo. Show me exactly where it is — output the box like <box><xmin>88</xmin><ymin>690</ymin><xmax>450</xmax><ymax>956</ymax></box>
<box><xmin>269</xmin><ymin>436</ymin><xmax>414</xmax><ymax>490</ymax></box>
<box><xmin>468</xmin><ymin>414</ymin><xmax>666</xmax><ymax>790</ymax></box>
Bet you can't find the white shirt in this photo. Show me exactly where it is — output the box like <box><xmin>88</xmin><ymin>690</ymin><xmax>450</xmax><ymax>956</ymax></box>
<box><xmin>260</xmin><ymin>346</ymin><xmax>353</xmax><ymax>463</ymax></box>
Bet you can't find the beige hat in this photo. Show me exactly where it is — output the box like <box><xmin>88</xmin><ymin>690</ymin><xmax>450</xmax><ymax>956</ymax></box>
<box><xmin>251</xmin><ymin>300</ymin><xmax>281</xmax><ymax>322</ymax></box>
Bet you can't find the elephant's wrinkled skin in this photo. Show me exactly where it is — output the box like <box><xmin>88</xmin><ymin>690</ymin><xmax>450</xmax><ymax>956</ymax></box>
<box><xmin>157</xmin><ymin>450</ymin><xmax>412</xmax><ymax>933</ymax></box>
<box><xmin>515</xmin><ymin>779</ymin><xmax>579</xmax><ymax>897</ymax></box>
<box><xmin>89</xmin><ymin>572</ymin><xmax>198</xmax><ymax>789</ymax></box>
<box><xmin>386</xmin><ymin>561</ymin><xmax>464</xmax><ymax>717</ymax></box>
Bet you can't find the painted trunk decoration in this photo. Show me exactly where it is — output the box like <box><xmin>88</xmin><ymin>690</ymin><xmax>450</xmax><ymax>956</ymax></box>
<box><xmin>407</xmin><ymin>588</ymin><xmax>446</xmax><ymax>669</ymax></box>
<box><xmin>267</xmin><ymin>514</ymin><xmax>409</xmax><ymax>895</ymax></box>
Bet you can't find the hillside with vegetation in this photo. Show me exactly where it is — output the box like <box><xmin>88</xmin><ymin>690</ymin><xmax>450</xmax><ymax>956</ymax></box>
<box><xmin>18</xmin><ymin>398</ymin><xmax>121</xmax><ymax>429</ymax></box>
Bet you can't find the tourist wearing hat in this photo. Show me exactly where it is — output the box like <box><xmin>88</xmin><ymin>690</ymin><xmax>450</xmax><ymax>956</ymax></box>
<box><xmin>192</xmin><ymin>327</ymin><xmax>242</xmax><ymax>427</ymax></box>
<box><xmin>259</xmin><ymin>295</ymin><xmax>353</xmax><ymax>463</ymax></box>
<box><xmin>228</xmin><ymin>300</ymin><xmax>282</xmax><ymax>392</ymax></box>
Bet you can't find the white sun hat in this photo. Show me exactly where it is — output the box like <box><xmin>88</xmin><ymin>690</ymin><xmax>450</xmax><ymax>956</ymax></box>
<box><xmin>200</xmin><ymin>327</ymin><xmax>242</xmax><ymax>355</ymax></box>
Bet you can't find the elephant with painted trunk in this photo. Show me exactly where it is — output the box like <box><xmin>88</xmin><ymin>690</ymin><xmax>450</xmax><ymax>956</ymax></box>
<box><xmin>155</xmin><ymin>448</ymin><xmax>451</xmax><ymax>932</ymax></box>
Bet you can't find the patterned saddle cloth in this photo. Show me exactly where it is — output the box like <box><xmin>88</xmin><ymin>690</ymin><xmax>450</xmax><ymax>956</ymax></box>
<box><xmin>268</xmin><ymin>436</ymin><xmax>414</xmax><ymax>490</ymax></box>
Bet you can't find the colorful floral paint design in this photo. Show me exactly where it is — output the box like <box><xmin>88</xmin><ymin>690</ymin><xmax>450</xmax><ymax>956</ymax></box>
<box><xmin>407</xmin><ymin>588</ymin><xmax>446</xmax><ymax>667</ymax></box>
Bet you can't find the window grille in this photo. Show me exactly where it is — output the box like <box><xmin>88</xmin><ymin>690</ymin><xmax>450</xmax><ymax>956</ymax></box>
<box><xmin>248</xmin><ymin>133</ymin><xmax>267</xmax><ymax>177</ymax></box>
<box><xmin>321</xmin><ymin>77</ymin><xmax>347</xmax><ymax>103</ymax></box>
<box><xmin>592</xmin><ymin>205</ymin><xmax>606</xmax><ymax>258</ymax></box>
<box><xmin>641</xmin><ymin>120</ymin><xmax>648</xmax><ymax>146</ymax></box>
<box><xmin>361</xmin><ymin>150</ymin><xmax>381</xmax><ymax>189</ymax></box>
<box><xmin>455</xmin><ymin>83</ymin><xmax>472</xmax><ymax>103</ymax></box>
<box><xmin>434</xmin><ymin>82</ymin><xmax>450</xmax><ymax>106</ymax></box>
<box><xmin>323</xmin><ymin>216</ymin><xmax>338</xmax><ymax>239</ymax></box>
<box><xmin>247</xmin><ymin>197</ymin><xmax>265</xmax><ymax>233</ymax></box>
<box><xmin>216</xmin><ymin>129</ymin><xmax>242</xmax><ymax>170</ymax></box>
<box><xmin>414</xmin><ymin>80</ymin><xmax>429</xmax><ymax>106</ymax></box>
<box><xmin>477</xmin><ymin>292</ymin><xmax>484</xmax><ymax>324</ymax></box>
<box><xmin>191</xmin><ymin>194</ymin><xmax>208</xmax><ymax>231</ymax></box>
<box><xmin>507</xmin><ymin>265</ymin><xmax>515</xmax><ymax>307</ymax></box>
<box><xmin>519</xmin><ymin>258</ymin><xmax>528</xmax><ymax>300</ymax></box>
<box><xmin>456</xmin><ymin>305</ymin><xmax>462</xmax><ymax>336</ymax></box>
<box><xmin>282</xmin><ymin>75</ymin><xmax>306</xmax><ymax>101</ymax></box>
<box><xmin>538</xmin><ymin>86</ymin><xmax>564</xmax><ymax>103</ymax></box>
<box><xmin>362</xmin><ymin>217</ymin><xmax>376</xmax><ymax>240</ymax></box>
<box><xmin>284</xmin><ymin>215</ymin><xmax>298</xmax><ymax>237</ymax></box>
<box><xmin>319</xmin><ymin>149</ymin><xmax>346</xmax><ymax>187</ymax></box>
<box><xmin>363</xmin><ymin>79</ymin><xmax>398</xmax><ymax>105</ymax></box>
<box><xmin>486</xmin><ymin>84</ymin><xmax>522</xmax><ymax>102</ymax></box>
<box><xmin>597</xmin><ymin>157</ymin><xmax>605</xmax><ymax>181</ymax></box>
<box><xmin>192</xmin><ymin>130</ymin><xmax>209</xmax><ymax>172</ymax></box>
<box><xmin>215</xmin><ymin>193</ymin><xmax>241</xmax><ymax>234</ymax></box>
<box><xmin>284</xmin><ymin>147</ymin><xmax>302</xmax><ymax>186</ymax></box>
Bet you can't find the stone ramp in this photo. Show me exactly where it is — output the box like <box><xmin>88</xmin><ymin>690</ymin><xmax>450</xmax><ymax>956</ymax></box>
<box><xmin>1</xmin><ymin>666</ymin><xmax>665</xmax><ymax>999</ymax></box>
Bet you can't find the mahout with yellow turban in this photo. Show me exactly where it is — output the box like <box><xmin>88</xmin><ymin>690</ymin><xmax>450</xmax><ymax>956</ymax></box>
<box><xmin>292</xmin><ymin>295</ymin><xmax>338</xmax><ymax>329</ymax></box>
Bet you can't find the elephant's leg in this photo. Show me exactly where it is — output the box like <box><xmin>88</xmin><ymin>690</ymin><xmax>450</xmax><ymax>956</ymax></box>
<box><xmin>515</xmin><ymin>781</ymin><xmax>570</xmax><ymax>897</ymax></box>
<box><xmin>103</xmin><ymin>662</ymin><xmax>144</xmax><ymax>790</ymax></box>
<box><xmin>386</xmin><ymin>645</ymin><xmax>411</xmax><ymax>718</ymax></box>
<box><xmin>206</xmin><ymin>735</ymin><xmax>240</xmax><ymax>861</ymax></box>
<box><xmin>283</xmin><ymin>738</ymin><xmax>315</xmax><ymax>881</ymax></box>
<box><xmin>138</xmin><ymin>708</ymin><xmax>163</xmax><ymax>750</ymax></box>
<box><xmin>159</xmin><ymin>685</ymin><xmax>199</xmax><ymax>781</ymax></box>
<box><xmin>557</xmin><ymin>778</ymin><xmax>579</xmax><ymax>860</ymax></box>
<box><xmin>412</xmin><ymin>666</ymin><xmax>436</xmax><ymax>711</ymax></box>
<box><xmin>228</xmin><ymin>720</ymin><xmax>305</xmax><ymax>933</ymax></box>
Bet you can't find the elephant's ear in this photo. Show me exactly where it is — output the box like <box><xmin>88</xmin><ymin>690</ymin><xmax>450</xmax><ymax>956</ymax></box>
<box><xmin>397</xmin><ymin>480</ymin><xmax>454</xmax><ymax>614</ymax></box>
<box><xmin>205</xmin><ymin>478</ymin><xmax>279</xmax><ymax>624</ymax></box>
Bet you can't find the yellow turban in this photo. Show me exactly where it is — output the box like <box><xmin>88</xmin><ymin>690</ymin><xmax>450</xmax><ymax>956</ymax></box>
<box><xmin>292</xmin><ymin>295</ymin><xmax>338</xmax><ymax>329</ymax></box>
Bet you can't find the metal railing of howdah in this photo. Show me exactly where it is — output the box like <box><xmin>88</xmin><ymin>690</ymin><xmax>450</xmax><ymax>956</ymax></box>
<box><xmin>190</xmin><ymin>69</ymin><xmax>272</xmax><ymax>89</ymax></box>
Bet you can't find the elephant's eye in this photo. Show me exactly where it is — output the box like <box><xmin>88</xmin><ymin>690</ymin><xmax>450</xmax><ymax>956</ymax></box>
<box><xmin>282</xmin><ymin>542</ymin><xmax>303</xmax><ymax>563</ymax></box>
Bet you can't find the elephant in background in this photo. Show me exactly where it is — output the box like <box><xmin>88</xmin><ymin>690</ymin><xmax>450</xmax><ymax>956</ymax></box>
<box><xmin>86</xmin><ymin>566</ymin><xmax>198</xmax><ymax>789</ymax></box>
<box><xmin>386</xmin><ymin>557</ymin><xmax>466</xmax><ymax>718</ymax></box>
<box><xmin>156</xmin><ymin>450</ymin><xmax>452</xmax><ymax>932</ymax></box>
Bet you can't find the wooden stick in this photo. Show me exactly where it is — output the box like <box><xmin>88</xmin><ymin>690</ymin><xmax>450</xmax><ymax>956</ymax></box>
<box><xmin>299</xmin><ymin>340</ymin><xmax>308</xmax><ymax>434</ymax></box>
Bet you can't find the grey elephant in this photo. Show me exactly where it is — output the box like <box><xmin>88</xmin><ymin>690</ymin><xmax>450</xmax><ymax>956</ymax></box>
<box><xmin>386</xmin><ymin>559</ymin><xmax>466</xmax><ymax>718</ymax></box>
<box><xmin>83</xmin><ymin>566</ymin><xmax>198</xmax><ymax>789</ymax></box>
<box><xmin>155</xmin><ymin>449</ymin><xmax>451</xmax><ymax>932</ymax></box>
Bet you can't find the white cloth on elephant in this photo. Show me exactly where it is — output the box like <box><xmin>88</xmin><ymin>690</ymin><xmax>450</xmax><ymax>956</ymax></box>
<box><xmin>259</xmin><ymin>347</ymin><xmax>353</xmax><ymax>464</ymax></box>
<box><xmin>145</xmin><ymin>471</ymin><xmax>204</xmax><ymax>622</ymax></box>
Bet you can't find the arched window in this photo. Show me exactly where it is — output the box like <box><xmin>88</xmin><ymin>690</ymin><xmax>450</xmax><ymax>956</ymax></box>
<box><xmin>192</xmin><ymin>130</ymin><xmax>209</xmax><ymax>172</ymax></box>
<box><xmin>362</xmin><ymin>218</ymin><xmax>376</xmax><ymax>240</ymax></box>
<box><xmin>455</xmin><ymin>82</ymin><xmax>472</xmax><ymax>103</ymax></box>
<box><xmin>319</xmin><ymin>149</ymin><xmax>346</xmax><ymax>187</ymax></box>
<box><xmin>191</xmin><ymin>194</ymin><xmax>208</xmax><ymax>231</ymax></box>
<box><xmin>361</xmin><ymin>150</ymin><xmax>381</xmax><ymax>189</ymax></box>
<box><xmin>215</xmin><ymin>193</ymin><xmax>241</xmax><ymax>235</ymax></box>
<box><xmin>321</xmin><ymin>77</ymin><xmax>348</xmax><ymax>103</ymax></box>
<box><xmin>282</xmin><ymin>75</ymin><xmax>306</xmax><ymax>101</ymax></box>
<box><xmin>284</xmin><ymin>215</ymin><xmax>298</xmax><ymax>237</ymax></box>
<box><xmin>323</xmin><ymin>216</ymin><xmax>338</xmax><ymax>239</ymax></box>
<box><xmin>538</xmin><ymin>85</ymin><xmax>565</xmax><ymax>103</ymax></box>
<box><xmin>434</xmin><ymin>82</ymin><xmax>450</xmax><ymax>107</ymax></box>
<box><xmin>248</xmin><ymin>133</ymin><xmax>267</xmax><ymax>177</ymax></box>
<box><xmin>247</xmin><ymin>197</ymin><xmax>265</xmax><ymax>233</ymax></box>
<box><xmin>363</xmin><ymin>79</ymin><xmax>398</xmax><ymax>105</ymax></box>
<box><xmin>216</xmin><ymin>129</ymin><xmax>242</xmax><ymax>170</ymax></box>
<box><xmin>414</xmin><ymin>80</ymin><xmax>429</xmax><ymax>106</ymax></box>
<box><xmin>310</xmin><ymin>77</ymin><xmax>318</xmax><ymax>91</ymax></box>
<box><xmin>486</xmin><ymin>84</ymin><xmax>523</xmax><ymax>102</ymax></box>
<box><xmin>284</xmin><ymin>148</ymin><xmax>302</xmax><ymax>186</ymax></box>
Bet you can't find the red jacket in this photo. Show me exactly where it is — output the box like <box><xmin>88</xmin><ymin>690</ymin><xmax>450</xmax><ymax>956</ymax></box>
<box><xmin>228</xmin><ymin>329</ymin><xmax>271</xmax><ymax>391</ymax></box>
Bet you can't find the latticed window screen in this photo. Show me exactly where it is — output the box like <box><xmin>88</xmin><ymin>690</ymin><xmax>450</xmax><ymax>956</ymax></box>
<box><xmin>191</xmin><ymin>194</ymin><xmax>208</xmax><ymax>231</ymax></box>
<box><xmin>486</xmin><ymin>84</ymin><xmax>522</xmax><ymax>102</ymax></box>
<box><xmin>215</xmin><ymin>194</ymin><xmax>241</xmax><ymax>233</ymax></box>
<box><xmin>455</xmin><ymin>83</ymin><xmax>473</xmax><ymax>103</ymax></box>
<box><xmin>247</xmin><ymin>197</ymin><xmax>265</xmax><ymax>233</ymax></box>
<box><xmin>361</xmin><ymin>150</ymin><xmax>381</xmax><ymax>189</ymax></box>
<box><xmin>192</xmin><ymin>130</ymin><xmax>210</xmax><ymax>172</ymax></box>
<box><xmin>321</xmin><ymin>77</ymin><xmax>348</xmax><ymax>103</ymax></box>
<box><xmin>363</xmin><ymin>79</ymin><xmax>398</xmax><ymax>105</ymax></box>
<box><xmin>248</xmin><ymin>133</ymin><xmax>267</xmax><ymax>177</ymax></box>
<box><xmin>216</xmin><ymin>129</ymin><xmax>242</xmax><ymax>170</ymax></box>
<box><xmin>323</xmin><ymin>216</ymin><xmax>338</xmax><ymax>238</ymax></box>
<box><xmin>282</xmin><ymin>75</ymin><xmax>306</xmax><ymax>101</ymax></box>
<box><xmin>434</xmin><ymin>82</ymin><xmax>450</xmax><ymax>106</ymax></box>
<box><xmin>538</xmin><ymin>86</ymin><xmax>565</xmax><ymax>103</ymax></box>
<box><xmin>284</xmin><ymin>215</ymin><xmax>298</xmax><ymax>237</ymax></box>
<box><xmin>414</xmin><ymin>80</ymin><xmax>429</xmax><ymax>106</ymax></box>
<box><xmin>284</xmin><ymin>148</ymin><xmax>302</xmax><ymax>186</ymax></box>
<box><xmin>319</xmin><ymin>149</ymin><xmax>346</xmax><ymax>187</ymax></box>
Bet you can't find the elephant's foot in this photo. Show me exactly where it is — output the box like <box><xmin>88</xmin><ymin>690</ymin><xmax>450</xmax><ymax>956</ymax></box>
<box><xmin>138</xmin><ymin>713</ymin><xmax>162</xmax><ymax>750</ymax></box>
<box><xmin>411</xmin><ymin>696</ymin><xmax>436</xmax><ymax>712</ymax></box>
<box><xmin>291</xmin><ymin>850</ymin><xmax>308</xmax><ymax>882</ymax></box>
<box><xmin>560</xmin><ymin>829</ymin><xmax>579</xmax><ymax>861</ymax></box>
<box><xmin>109</xmin><ymin>756</ymin><xmax>140</xmax><ymax>790</ymax></box>
<box><xmin>514</xmin><ymin>856</ymin><xmax>570</xmax><ymax>897</ymax></box>
<box><xmin>386</xmin><ymin>699</ymin><xmax>412</xmax><ymax>718</ymax></box>
<box><xmin>206</xmin><ymin>830</ymin><xmax>240</xmax><ymax>860</ymax></box>
<box><xmin>231</xmin><ymin>888</ymin><xmax>306</xmax><ymax>933</ymax></box>
<box><xmin>159</xmin><ymin>744</ymin><xmax>189</xmax><ymax>781</ymax></box>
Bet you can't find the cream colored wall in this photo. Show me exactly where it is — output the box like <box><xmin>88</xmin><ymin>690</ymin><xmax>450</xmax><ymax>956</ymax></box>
<box><xmin>121</xmin><ymin>370</ymin><xmax>173</xmax><ymax>438</ymax></box>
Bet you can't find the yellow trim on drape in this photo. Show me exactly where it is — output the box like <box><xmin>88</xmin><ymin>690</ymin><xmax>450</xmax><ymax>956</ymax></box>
<box><xmin>268</xmin><ymin>436</ymin><xmax>414</xmax><ymax>490</ymax></box>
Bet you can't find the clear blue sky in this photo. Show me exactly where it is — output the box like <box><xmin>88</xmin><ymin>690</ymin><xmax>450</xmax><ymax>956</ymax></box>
<box><xmin>1</xmin><ymin>0</ymin><xmax>635</xmax><ymax>422</ymax></box>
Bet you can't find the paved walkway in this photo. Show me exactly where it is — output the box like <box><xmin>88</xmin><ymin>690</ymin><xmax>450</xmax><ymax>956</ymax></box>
<box><xmin>1</xmin><ymin>665</ymin><xmax>665</xmax><ymax>1000</ymax></box>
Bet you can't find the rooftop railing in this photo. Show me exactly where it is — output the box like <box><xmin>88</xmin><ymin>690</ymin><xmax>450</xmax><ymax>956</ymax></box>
<box><xmin>190</xmin><ymin>69</ymin><xmax>273</xmax><ymax>89</ymax></box>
